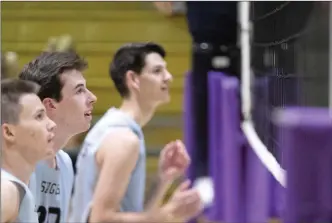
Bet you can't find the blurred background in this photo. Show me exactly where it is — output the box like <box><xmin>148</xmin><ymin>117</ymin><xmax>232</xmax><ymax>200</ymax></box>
<box><xmin>1</xmin><ymin>1</ymin><xmax>190</xmax><ymax>192</ymax></box>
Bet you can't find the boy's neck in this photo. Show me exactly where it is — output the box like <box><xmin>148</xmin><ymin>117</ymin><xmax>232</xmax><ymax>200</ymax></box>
<box><xmin>120</xmin><ymin>99</ymin><xmax>156</xmax><ymax>127</ymax></box>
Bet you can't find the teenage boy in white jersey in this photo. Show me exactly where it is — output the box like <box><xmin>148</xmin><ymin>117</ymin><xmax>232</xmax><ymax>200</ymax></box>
<box><xmin>1</xmin><ymin>78</ymin><xmax>56</xmax><ymax>222</ymax></box>
<box><xmin>19</xmin><ymin>51</ymin><xmax>97</xmax><ymax>223</ymax></box>
<box><xmin>71</xmin><ymin>42</ymin><xmax>203</xmax><ymax>223</ymax></box>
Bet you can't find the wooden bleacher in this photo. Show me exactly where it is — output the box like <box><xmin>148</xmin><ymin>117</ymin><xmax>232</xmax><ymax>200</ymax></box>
<box><xmin>2</xmin><ymin>1</ymin><xmax>191</xmax><ymax>191</ymax></box>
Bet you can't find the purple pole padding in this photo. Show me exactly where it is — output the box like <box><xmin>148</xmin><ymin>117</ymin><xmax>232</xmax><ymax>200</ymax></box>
<box><xmin>184</xmin><ymin>72</ymin><xmax>207</xmax><ymax>223</ymax></box>
<box><xmin>244</xmin><ymin>142</ymin><xmax>273</xmax><ymax>223</ymax></box>
<box><xmin>205</xmin><ymin>71</ymin><xmax>222</xmax><ymax>221</ymax></box>
<box><xmin>246</xmin><ymin>75</ymin><xmax>272</xmax><ymax>222</ymax></box>
<box><xmin>184</xmin><ymin>72</ymin><xmax>195</xmax><ymax>182</ymax></box>
<box><xmin>276</xmin><ymin>108</ymin><xmax>332</xmax><ymax>223</ymax></box>
<box><xmin>208</xmin><ymin>72</ymin><xmax>245</xmax><ymax>223</ymax></box>
<box><xmin>269</xmin><ymin>75</ymin><xmax>301</xmax><ymax>219</ymax></box>
<box><xmin>249</xmin><ymin>74</ymin><xmax>300</xmax><ymax>220</ymax></box>
<box><xmin>251</xmin><ymin>75</ymin><xmax>284</xmax><ymax>220</ymax></box>
<box><xmin>207</xmin><ymin>71</ymin><xmax>223</xmax><ymax>221</ymax></box>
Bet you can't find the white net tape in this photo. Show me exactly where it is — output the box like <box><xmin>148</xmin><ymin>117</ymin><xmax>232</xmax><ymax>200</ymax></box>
<box><xmin>239</xmin><ymin>1</ymin><xmax>286</xmax><ymax>187</ymax></box>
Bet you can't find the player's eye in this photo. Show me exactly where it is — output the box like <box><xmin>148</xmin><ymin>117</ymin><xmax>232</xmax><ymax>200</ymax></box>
<box><xmin>76</xmin><ymin>88</ymin><xmax>85</xmax><ymax>94</ymax></box>
<box><xmin>36</xmin><ymin>113</ymin><xmax>44</xmax><ymax>120</ymax></box>
<box><xmin>154</xmin><ymin>68</ymin><xmax>162</xmax><ymax>74</ymax></box>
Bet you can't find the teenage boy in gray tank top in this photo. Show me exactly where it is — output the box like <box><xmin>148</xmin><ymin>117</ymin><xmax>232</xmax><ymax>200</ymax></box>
<box><xmin>1</xmin><ymin>79</ymin><xmax>56</xmax><ymax>222</ymax></box>
<box><xmin>71</xmin><ymin>42</ymin><xmax>203</xmax><ymax>223</ymax></box>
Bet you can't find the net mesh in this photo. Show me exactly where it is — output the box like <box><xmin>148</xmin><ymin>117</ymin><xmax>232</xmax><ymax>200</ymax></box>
<box><xmin>250</xmin><ymin>1</ymin><xmax>330</xmax><ymax>161</ymax></box>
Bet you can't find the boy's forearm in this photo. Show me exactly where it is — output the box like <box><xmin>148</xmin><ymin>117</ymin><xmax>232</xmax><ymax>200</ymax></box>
<box><xmin>145</xmin><ymin>175</ymin><xmax>172</xmax><ymax>211</ymax></box>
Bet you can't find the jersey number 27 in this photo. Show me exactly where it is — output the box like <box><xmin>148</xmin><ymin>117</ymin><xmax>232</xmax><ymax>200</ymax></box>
<box><xmin>37</xmin><ymin>206</ymin><xmax>61</xmax><ymax>223</ymax></box>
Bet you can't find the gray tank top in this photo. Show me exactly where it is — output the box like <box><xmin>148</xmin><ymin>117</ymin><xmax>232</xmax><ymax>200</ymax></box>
<box><xmin>70</xmin><ymin>108</ymin><xmax>146</xmax><ymax>222</ymax></box>
<box><xmin>1</xmin><ymin>169</ymin><xmax>39</xmax><ymax>222</ymax></box>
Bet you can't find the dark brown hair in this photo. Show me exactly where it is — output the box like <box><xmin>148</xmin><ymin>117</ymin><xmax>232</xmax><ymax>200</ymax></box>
<box><xmin>109</xmin><ymin>42</ymin><xmax>166</xmax><ymax>98</ymax></box>
<box><xmin>1</xmin><ymin>78</ymin><xmax>40</xmax><ymax>124</ymax></box>
<box><xmin>19</xmin><ymin>51</ymin><xmax>87</xmax><ymax>101</ymax></box>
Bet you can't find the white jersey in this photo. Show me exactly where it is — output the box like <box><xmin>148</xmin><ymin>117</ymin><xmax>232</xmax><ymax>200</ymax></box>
<box><xmin>1</xmin><ymin>169</ymin><xmax>39</xmax><ymax>223</ymax></box>
<box><xmin>69</xmin><ymin>108</ymin><xmax>146</xmax><ymax>222</ymax></box>
<box><xmin>29</xmin><ymin>150</ymin><xmax>74</xmax><ymax>223</ymax></box>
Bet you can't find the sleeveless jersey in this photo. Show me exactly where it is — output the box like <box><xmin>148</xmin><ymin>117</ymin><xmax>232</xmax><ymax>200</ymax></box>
<box><xmin>1</xmin><ymin>169</ymin><xmax>39</xmax><ymax>222</ymax></box>
<box><xmin>29</xmin><ymin>150</ymin><xmax>74</xmax><ymax>223</ymax></box>
<box><xmin>69</xmin><ymin>107</ymin><xmax>146</xmax><ymax>222</ymax></box>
